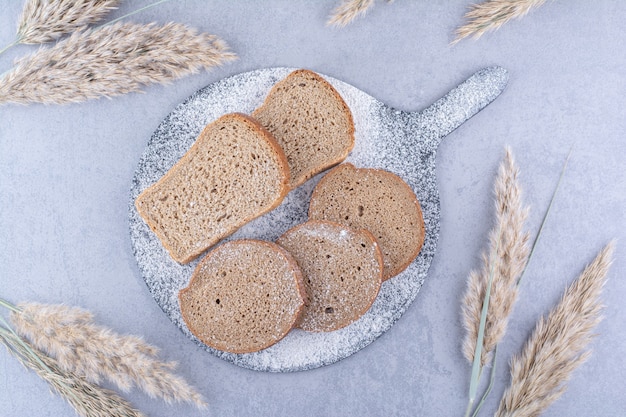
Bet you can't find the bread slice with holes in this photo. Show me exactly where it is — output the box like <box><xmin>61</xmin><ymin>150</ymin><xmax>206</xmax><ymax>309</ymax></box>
<box><xmin>135</xmin><ymin>113</ymin><xmax>290</xmax><ymax>264</ymax></box>
<box><xmin>309</xmin><ymin>163</ymin><xmax>425</xmax><ymax>281</ymax></box>
<box><xmin>179</xmin><ymin>239</ymin><xmax>306</xmax><ymax>354</ymax></box>
<box><xmin>252</xmin><ymin>69</ymin><xmax>355</xmax><ymax>189</ymax></box>
<box><xmin>277</xmin><ymin>220</ymin><xmax>383</xmax><ymax>332</ymax></box>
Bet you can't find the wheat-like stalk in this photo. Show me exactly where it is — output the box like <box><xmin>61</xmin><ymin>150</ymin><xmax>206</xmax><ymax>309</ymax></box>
<box><xmin>16</xmin><ymin>0</ymin><xmax>122</xmax><ymax>45</ymax></box>
<box><xmin>453</xmin><ymin>0</ymin><xmax>548</xmax><ymax>44</ymax></box>
<box><xmin>0</xmin><ymin>328</ymin><xmax>145</xmax><ymax>417</ymax></box>
<box><xmin>463</xmin><ymin>147</ymin><xmax>573</xmax><ymax>417</ymax></box>
<box><xmin>462</xmin><ymin>148</ymin><xmax>530</xmax><ymax>367</ymax></box>
<box><xmin>0</xmin><ymin>21</ymin><xmax>236</xmax><ymax>105</ymax></box>
<box><xmin>10</xmin><ymin>302</ymin><xmax>206</xmax><ymax>408</ymax></box>
<box><xmin>496</xmin><ymin>241</ymin><xmax>614</xmax><ymax>417</ymax></box>
<box><xmin>328</xmin><ymin>0</ymin><xmax>376</xmax><ymax>27</ymax></box>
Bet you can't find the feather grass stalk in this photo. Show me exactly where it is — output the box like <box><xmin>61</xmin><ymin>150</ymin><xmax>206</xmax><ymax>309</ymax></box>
<box><xmin>102</xmin><ymin>0</ymin><xmax>173</xmax><ymax>27</ymax></box>
<box><xmin>328</xmin><ymin>0</ymin><xmax>375</xmax><ymax>27</ymax></box>
<box><xmin>468</xmin><ymin>147</ymin><xmax>573</xmax><ymax>417</ymax></box>
<box><xmin>465</xmin><ymin>230</ymin><xmax>502</xmax><ymax>417</ymax></box>
<box><xmin>496</xmin><ymin>241</ymin><xmax>615</xmax><ymax>417</ymax></box>
<box><xmin>462</xmin><ymin>148</ymin><xmax>530</xmax><ymax>368</ymax></box>
<box><xmin>0</xmin><ymin>21</ymin><xmax>236</xmax><ymax>105</ymax></box>
<box><xmin>17</xmin><ymin>0</ymin><xmax>122</xmax><ymax>45</ymax></box>
<box><xmin>0</xmin><ymin>324</ymin><xmax>145</xmax><ymax>417</ymax></box>
<box><xmin>10</xmin><ymin>302</ymin><xmax>206</xmax><ymax>408</ymax></box>
<box><xmin>453</xmin><ymin>0</ymin><xmax>548</xmax><ymax>44</ymax></box>
<box><xmin>471</xmin><ymin>345</ymin><xmax>498</xmax><ymax>417</ymax></box>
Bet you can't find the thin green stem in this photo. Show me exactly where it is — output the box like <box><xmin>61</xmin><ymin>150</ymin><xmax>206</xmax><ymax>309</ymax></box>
<box><xmin>0</xmin><ymin>330</ymin><xmax>31</xmax><ymax>364</ymax></box>
<box><xmin>0</xmin><ymin>316</ymin><xmax>51</xmax><ymax>372</ymax></box>
<box><xmin>471</xmin><ymin>345</ymin><xmax>498</xmax><ymax>417</ymax></box>
<box><xmin>0</xmin><ymin>320</ymin><xmax>81</xmax><ymax>405</ymax></box>
<box><xmin>0</xmin><ymin>298</ymin><xmax>22</xmax><ymax>313</ymax></box>
<box><xmin>517</xmin><ymin>146</ymin><xmax>573</xmax><ymax>286</ymax></box>
<box><xmin>464</xmin><ymin>399</ymin><xmax>474</xmax><ymax>417</ymax></box>
<box><xmin>100</xmin><ymin>0</ymin><xmax>174</xmax><ymax>27</ymax></box>
<box><xmin>465</xmin><ymin>228</ymin><xmax>501</xmax><ymax>417</ymax></box>
<box><xmin>0</xmin><ymin>326</ymin><xmax>14</xmax><ymax>339</ymax></box>
<box><xmin>0</xmin><ymin>38</ymin><xmax>19</xmax><ymax>57</ymax></box>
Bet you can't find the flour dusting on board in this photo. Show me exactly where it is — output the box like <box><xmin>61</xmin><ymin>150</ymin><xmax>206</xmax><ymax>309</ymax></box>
<box><xmin>129</xmin><ymin>67</ymin><xmax>508</xmax><ymax>372</ymax></box>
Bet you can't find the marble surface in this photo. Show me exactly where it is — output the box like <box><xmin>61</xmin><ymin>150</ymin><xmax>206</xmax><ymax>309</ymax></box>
<box><xmin>1</xmin><ymin>1</ymin><xmax>624</xmax><ymax>416</ymax></box>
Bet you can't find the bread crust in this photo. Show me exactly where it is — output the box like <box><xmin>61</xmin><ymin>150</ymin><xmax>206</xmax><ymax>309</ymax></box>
<box><xmin>179</xmin><ymin>239</ymin><xmax>306</xmax><ymax>354</ymax></box>
<box><xmin>252</xmin><ymin>69</ymin><xmax>355</xmax><ymax>189</ymax></box>
<box><xmin>309</xmin><ymin>163</ymin><xmax>425</xmax><ymax>280</ymax></box>
<box><xmin>135</xmin><ymin>113</ymin><xmax>290</xmax><ymax>264</ymax></box>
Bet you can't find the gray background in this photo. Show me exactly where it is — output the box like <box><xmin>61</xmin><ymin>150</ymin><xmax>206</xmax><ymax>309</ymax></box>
<box><xmin>1</xmin><ymin>1</ymin><xmax>624</xmax><ymax>416</ymax></box>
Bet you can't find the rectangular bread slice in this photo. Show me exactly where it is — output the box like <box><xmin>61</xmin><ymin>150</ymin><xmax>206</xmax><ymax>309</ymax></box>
<box><xmin>135</xmin><ymin>113</ymin><xmax>290</xmax><ymax>263</ymax></box>
<box><xmin>252</xmin><ymin>69</ymin><xmax>355</xmax><ymax>189</ymax></box>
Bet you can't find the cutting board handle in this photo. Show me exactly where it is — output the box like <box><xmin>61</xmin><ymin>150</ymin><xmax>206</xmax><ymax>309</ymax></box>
<box><xmin>409</xmin><ymin>66</ymin><xmax>509</xmax><ymax>151</ymax></box>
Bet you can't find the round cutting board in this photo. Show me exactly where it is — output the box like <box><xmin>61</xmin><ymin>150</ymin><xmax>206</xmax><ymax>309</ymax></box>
<box><xmin>129</xmin><ymin>67</ymin><xmax>508</xmax><ymax>372</ymax></box>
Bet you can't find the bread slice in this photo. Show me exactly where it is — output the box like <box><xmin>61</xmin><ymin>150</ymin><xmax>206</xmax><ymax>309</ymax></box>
<box><xmin>252</xmin><ymin>69</ymin><xmax>355</xmax><ymax>189</ymax></box>
<box><xmin>308</xmin><ymin>163</ymin><xmax>425</xmax><ymax>281</ymax></box>
<box><xmin>135</xmin><ymin>113</ymin><xmax>290</xmax><ymax>263</ymax></box>
<box><xmin>179</xmin><ymin>239</ymin><xmax>306</xmax><ymax>354</ymax></box>
<box><xmin>277</xmin><ymin>220</ymin><xmax>382</xmax><ymax>332</ymax></box>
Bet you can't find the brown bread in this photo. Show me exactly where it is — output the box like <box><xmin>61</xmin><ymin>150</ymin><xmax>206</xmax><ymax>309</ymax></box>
<box><xmin>135</xmin><ymin>113</ymin><xmax>290</xmax><ymax>263</ymax></box>
<box><xmin>179</xmin><ymin>240</ymin><xmax>306</xmax><ymax>354</ymax></box>
<box><xmin>252</xmin><ymin>69</ymin><xmax>355</xmax><ymax>189</ymax></box>
<box><xmin>308</xmin><ymin>163</ymin><xmax>425</xmax><ymax>280</ymax></box>
<box><xmin>277</xmin><ymin>220</ymin><xmax>383</xmax><ymax>332</ymax></box>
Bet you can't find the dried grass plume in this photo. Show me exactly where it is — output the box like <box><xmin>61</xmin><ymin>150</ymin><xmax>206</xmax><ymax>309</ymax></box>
<box><xmin>0</xmin><ymin>331</ymin><xmax>145</xmax><ymax>417</ymax></box>
<box><xmin>461</xmin><ymin>148</ymin><xmax>530</xmax><ymax>367</ymax></box>
<box><xmin>496</xmin><ymin>241</ymin><xmax>615</xmax><ymax>417</ymax></box>
<box><xmin>17</xmin><ymin>0</ymin><xmax>122</xmax><ymax>44</ymax></box>
<box><xmin>328</xmin><ymin>0</ymin><xmax>376</xmax><ymax>27</ymax></box>
<box><xmin>453</xmin><ymin>0</ymin><xmax>548</xmax><ymax>44</ymax></box>
<box><xmin>0</xmin><ymin>21</ymin><xmax>236</xmax><ymax>105</ymax></box>
<box><xmin>10</xmin><ymin>302</ymin><xmax>206</xmax><ymax>408</ymax></box>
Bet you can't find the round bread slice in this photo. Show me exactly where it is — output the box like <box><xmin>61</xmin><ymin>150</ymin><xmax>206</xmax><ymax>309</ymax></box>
<box><xmin>308</xmin><ymin>163</ymin><xmax>425</xmax><ymax>281</ymax></box>
<box><xmin>277</xmin><ymin>220</ymin><xmax>383</xmax><ymax>332</ymax></box>
<box><xmin>252</xmin><ymin>69</ymin><xmax>355</xmax><ymax>189</ymax></box>
<box><xmin>178</xmin><ymin>240</ymin><xmax>306</xmax><ymax>354</ymax></box>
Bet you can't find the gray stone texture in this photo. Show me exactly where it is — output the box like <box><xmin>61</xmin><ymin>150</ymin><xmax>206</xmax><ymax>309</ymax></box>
<box><xmin>1</xmin><ymin>1</ymin><xmax>624</xmax><ymax>416</ymax></box>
